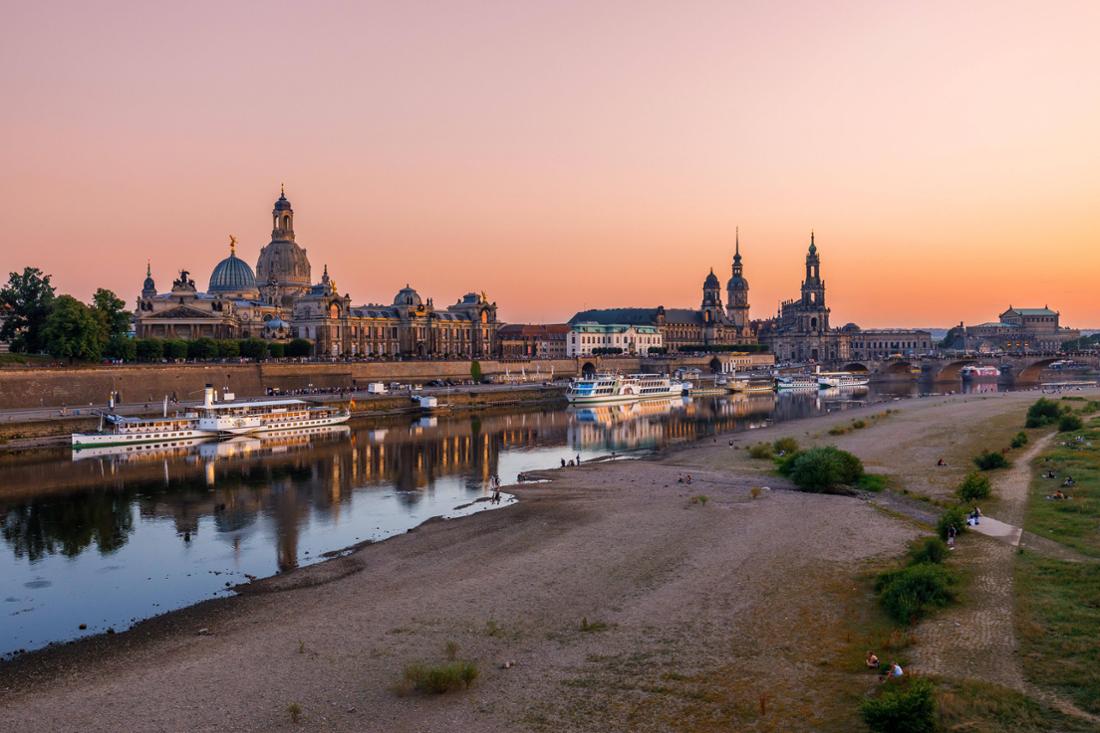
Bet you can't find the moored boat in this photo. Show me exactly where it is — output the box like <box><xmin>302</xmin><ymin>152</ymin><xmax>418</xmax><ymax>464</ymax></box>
<box><xmin>960</xmin><ymin>365</ymin><xmax>1000</xmax><ymax>380</ymax></box>
<box><xmin>195</xmin><ymin>387</ymin><xmax>350</xmax><ymax>435</ymax></box>
<box><xmin>816</xmin><ymin>372</ymin><xmax>871</xmax><ymax>389</ymax></box>
<box><xmin>566</xmin><ymin>373</ymin><xmax>684</xmax><ymax>404</ymax></box>
<box><xmin>775</xmin><ymin>374</ymin><xmax>819</xmax><ymax>391</ymax></box>
<box><xmin>72</xmin><ymin>413</ymin><xmax>211</xmax><ymax>449</ymax></box>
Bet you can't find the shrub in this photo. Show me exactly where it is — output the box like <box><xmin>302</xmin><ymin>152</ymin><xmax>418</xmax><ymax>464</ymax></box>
<box><xmin>470</xmin><ymin>360</ymin><xmax>482</xmax><ymax>382</ymax></box>
<box><xmin>973</xmin><ymin>450</ymin><xmax>1009</xmax><ymax>471</ymax></box>
<box><xmin>782</xmin><ymin>446</ymin><xmax>864</xmax><ymax>492</ymax></box>
<box><xmin>1010</xmin><ymin>431</ymin><xmax>1028</xmax><ymax>449</ymax></box>
<box><xmin>268</xmin><ymin>342</ymin><xmax>286</xmax><ymax>359</ymax></box>
<box><xmin>935</xmin><ymin>506</ymin><xmax>968</xmax><ymax>541</ymax></box>
<box><xmin>852</xmin><ymin>419</ymin><xmax>867</xmax><ymax>429</ymax></box>
<box><xmin>860</xmin><ymin>677</ymin><xmax>936</xmax><ymax>733</ymax></box>
<box><xmin>747</xmin><ymin>443</ymin><xmax>773</xmax><ymax>460</ymax></box>
<box><xmin>1058</xmin><ymin>414</ymin><xmax>1083</xmax><ymax>432</ymax></box>
<box><xmin>104</xmin><ymin>333</ymin><xmax>136</xmax><ymax>361</ymax></box>
<box><xmin>908</xmin><ymin>536</ymin><xmax>948</xmax><ymax>565</ymax></box>
<box><xmin>773</xmin><ymin>437</ymin><xmax>799</xmax><ymax>455</ymax></box>
<box><xmin>957</xmin><ymin>472</ymin><xmax>991</xmax><ymax>502</ymax></box>
<box><xmin>828</xmin><ymin>426</ymin><xmax>849</xmax><ymax>436</ymax></box>
<box><xmin>875</xmin><ymin>563</ymin><xmax>958</xmax><ymax>624</ymax></box>
<box><xmin>1025</xmin><ymin>397</ymin><xmax>1063</xmax><ymax>428</ymax></box>
<box><xmin>859</xmin><ymin>474</ymin><xmax>887</xmax><ymax>492</ymax></box>
<box><xmin>403</xmin><ymin>661</ymin><xmax>479</xmax><ymax>694</ymax></box>
<box><xmin>286</xmin><ymin>703</ymin><xmax>302</xmax><ymax>724</ymax></box>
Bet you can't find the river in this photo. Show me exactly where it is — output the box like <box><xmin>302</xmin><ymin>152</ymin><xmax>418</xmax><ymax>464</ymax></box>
<box><xmin>1</xmin><ymin>382</ymin><xmax>983</xmax><ymax>658</ymax></box>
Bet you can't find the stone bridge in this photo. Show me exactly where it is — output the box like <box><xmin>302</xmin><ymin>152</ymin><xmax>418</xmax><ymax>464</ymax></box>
<box><xmin>833</xmin><ymin>353</ymin><xmax>1099</xmax><ymax>384</ymax></box>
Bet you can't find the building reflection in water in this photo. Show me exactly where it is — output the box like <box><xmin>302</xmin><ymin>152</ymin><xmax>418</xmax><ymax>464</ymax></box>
<box><xmin>2</xmin><ymin>390</ymin><xmax>873</xmax><ymax>573</ymax></box>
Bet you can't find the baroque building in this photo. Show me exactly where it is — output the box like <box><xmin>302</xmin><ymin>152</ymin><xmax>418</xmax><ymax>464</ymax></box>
<box><xmin>946</xmin><ymin>307</ymin><xmax>1080</xmax><ymax>353</ymax></box>
<box><xmin>569</xmin><ymin>233</ymin><xmax>755</xmax><ymax>352</ymax></box>
<box><xmin>756</xmin><ymin>233</ymin><xmax>851</xmax><ymax>362</ymax></box>
<box><xmin>135</xmin><ymin>188</ymin><xmax>500</xmax><ymax>357</ymax></box>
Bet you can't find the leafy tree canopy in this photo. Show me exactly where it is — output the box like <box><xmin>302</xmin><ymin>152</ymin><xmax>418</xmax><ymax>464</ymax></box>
<box><xmin>0</xmin><ymin>267</ymin><xmax>56</xmax><ymax>353</ymax></box>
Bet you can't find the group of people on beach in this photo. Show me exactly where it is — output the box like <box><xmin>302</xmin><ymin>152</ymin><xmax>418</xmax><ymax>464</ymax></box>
<box><xmin>559</xmin><ymin>454</ymin><xmax>582</xmax><ymax>468</ymax></box>
<box><xmin>865</xmin><ymin>651</ymin><xmax>904</xmax><ymax>681</ymax></box>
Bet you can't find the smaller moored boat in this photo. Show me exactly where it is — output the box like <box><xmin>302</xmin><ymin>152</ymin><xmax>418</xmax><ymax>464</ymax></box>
<box><xmin>775</xmin><ymin>374</ymin><xmax>819</xmax><ymax>391</ymax></box>
<box><xmin>816</xmin><ymin>372</ymin><xmax>871</xmax><ymax>389</ymax></box>
<box><xmin>960</xmin><ymin>365</ymin><xmax>1000</xmax><ymax>380</ymax></box>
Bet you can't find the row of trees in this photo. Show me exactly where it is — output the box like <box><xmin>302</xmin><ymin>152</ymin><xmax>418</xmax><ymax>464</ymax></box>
<box><xmin>1</xmin><ymin>267</ymin><xmax>130</xmax><ymax>362</ymax></box>
<box><xmin>125</xmin><ymin>337</ymin><xmax>313</xmax><ymax>362</ymax></box>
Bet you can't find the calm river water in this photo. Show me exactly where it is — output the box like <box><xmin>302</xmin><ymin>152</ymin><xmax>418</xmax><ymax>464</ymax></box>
<box><xmin>1</xmin><ymin>383</ymin><xmax>980</xmax><ymax>658</ymax></box>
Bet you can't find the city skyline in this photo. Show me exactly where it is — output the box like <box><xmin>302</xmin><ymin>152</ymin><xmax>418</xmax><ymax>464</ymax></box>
<box><xmin>3</xmin><ymin>2</ymin><xmax>1099</xmax><ymax>327</ymax></box>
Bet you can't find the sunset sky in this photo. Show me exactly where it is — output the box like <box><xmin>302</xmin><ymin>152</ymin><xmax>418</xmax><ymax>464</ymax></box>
<box><xmin>2</xmin><ymin>1</ymin><xmax>1098</xmax><ymax>327</ymax></box>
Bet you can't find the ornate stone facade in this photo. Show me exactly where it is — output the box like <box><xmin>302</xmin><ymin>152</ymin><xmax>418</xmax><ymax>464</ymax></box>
<box><xmin>135</xmin><ymin>189</ymin><xmax>500</xmax><ymax>357</ymax></box>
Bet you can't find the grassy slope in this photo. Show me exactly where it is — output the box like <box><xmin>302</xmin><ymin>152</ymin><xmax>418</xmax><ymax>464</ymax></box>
<box><xmin>1016</xmin><ymin>408</ymin><xmax>1100</xmax><ymax>717</ymax></box>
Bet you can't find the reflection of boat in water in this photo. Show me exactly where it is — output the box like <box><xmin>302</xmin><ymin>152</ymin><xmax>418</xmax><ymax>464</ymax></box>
<box><xmin>729</xmin><ymin>375</ymin><xmax>775</xmax><ymax>394</ymax></box>
<box><xmin>816</xmin><ymin>372</ymin><xmax>870</xmax><ymax>389</ymax></box>
<box><xmin>566</xmin><ymin>374</ymin><xmax>684</xmax><ymax>404</ymax></box>
<box><xmin>71</xmin><ymin>413</ymin><xmax>208</xmax><ymax>449</ymax></box>
<box><xmin>961</xmin><ymin>365</ymin><xmax>1000</xmax><ymax>380</ymax></box>
<box><xmin>571</xmin><ymin>397</ymin><xmax>688</xmax><ymax>424</ymax></box>
<box><xmin>70</xmin><ymin>436</ymin><xmax>212</xmax><ymax>461</ymax></box>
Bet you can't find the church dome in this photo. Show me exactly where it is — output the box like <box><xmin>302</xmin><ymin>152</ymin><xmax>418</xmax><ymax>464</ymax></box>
<box><xmin>703</xmin><ymin>269</ymin><xmax>720</xmax><ymax>289</ymax></box>
<box><xmin>394</xmin><ymin>285</ymin><xmax>422</xmax><ymax>306</ymax></box>
<box><xmin>210</xmin><ymin>248</ymin><xmax>257</xmax><ymax>294</ymax></box>
<box><xmin>274</xmin><ymin>191</ymin><xmax>292</xmax><ymax>211</ymax></box>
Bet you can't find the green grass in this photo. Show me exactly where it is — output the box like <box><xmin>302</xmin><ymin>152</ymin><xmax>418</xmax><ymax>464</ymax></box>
<box><xmin>0</xmin><ymin>353</ymin><xmax>51</xmax><ymax>366</ymax></box>
<box><xmin>402</xmin><ymin>661</ymin><xmax>479</xmax><ymax>694</ymax></box>
<box><xmin>1015</xmin><ymin>553</ymin><xmax>1100</xmax><ymax>716</ymax></box>
<box><xmin>858</xmin><ymin>474</ymin><xmax>888</xmax><ymax>492</ymax></box>
<box><xmin>1024</xmin><ymin>419</ymin><xmax>1100</xmax><ymax>557</ymax></box>
<box><xmin>935</xmin><ymin>677</ymin><xmax>1097</xmax><ymax>732</ymax></box>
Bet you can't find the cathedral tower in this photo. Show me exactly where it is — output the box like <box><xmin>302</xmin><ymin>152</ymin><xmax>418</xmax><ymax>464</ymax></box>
<box><xmin>799</xmin><ymin>231</ymin><xmax>829</xmax><ymax>334</ymax></box>
<box><xmin>701</xmin><ymin>268</ymin><xmax>724</xmax><ymax>324</ymax></box>
<box><xmin>726</xmin><ymin>228</ymin><xmax>750</xmax><ymax>334</ymax></box>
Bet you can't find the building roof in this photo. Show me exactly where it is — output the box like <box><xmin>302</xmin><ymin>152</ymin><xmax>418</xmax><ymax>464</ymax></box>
<box><xmin>497</xmin><ymin>323</ymin><xmax>571</xmax><ymax>337</ymax></box>
<box><xmin>209</xmin><ymin>252</ymin><xmax>258</xmax><ymax>294</ymax></box>
<box><xmin>1004</xmin><ymin>307</ymin><xmax>1057</xmax><ymax>316</ymax></box>
<box><xmin>569</xmin><ymin>308</ymin><xmax>660</xmax><ymax>326</ymax></box>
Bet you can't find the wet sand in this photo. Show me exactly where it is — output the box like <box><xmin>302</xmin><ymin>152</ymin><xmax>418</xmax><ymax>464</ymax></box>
<box><xmin>0</xmin><ymin>390</ymin><xmax>1081</xmax><ymax>732</ymax></box>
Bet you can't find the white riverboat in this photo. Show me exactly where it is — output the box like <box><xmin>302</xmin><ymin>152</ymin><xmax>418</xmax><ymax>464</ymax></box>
<box><xmin>71</xmin><ymin>413</ymin><xmax>210</xmax><ymax>449</ymax></box>
<box><xmin>566</xmin><ymin>373</ymin><xmax>684</xmax><ymax>404</ymax></box>
<box><xmin>195</xmin><ymin>387</ymin><xmax>350</xmax><ymax>436</ymax></box>
<box><xmin>72</xmin><ymin>386</ymin><xmax>350</xmax><ymax>448</ymax></box>
<box><xmin>816</xmin><ymin>372</ymin><xmax>871</xmax><ymax>389</ymax></box>
<box><xmin>775</xmin><ymin>374</ymin><xmax>819</xmax><ymax>391</ymax></box>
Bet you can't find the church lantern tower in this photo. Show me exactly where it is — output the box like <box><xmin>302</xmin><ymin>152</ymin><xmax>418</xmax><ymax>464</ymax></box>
<box><xmin>257</xmin><ymin>185</ymin><xmax>312</xmax><ymax>308</ymax></box>
<box><xmin>726</xmin><ymin>227</ymin><xmax>750</xmax><ymax>335</ymax></box>
<box><xmin>701</xmin><ymin>268</ymin><xmax>724</xmax><ymax>325</ymax></box>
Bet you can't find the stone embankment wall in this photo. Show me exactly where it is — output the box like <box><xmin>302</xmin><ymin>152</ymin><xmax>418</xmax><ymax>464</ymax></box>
<box><xmin>0</xmin><ymin>360</ymin><xmax>592</xmax><ymax>410</ymax></box>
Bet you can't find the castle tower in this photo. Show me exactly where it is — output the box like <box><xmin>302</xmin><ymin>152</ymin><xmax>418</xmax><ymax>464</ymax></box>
<box><xmin>726</xmin><ymin>227</ymin><xmax>750</xmax><ymax>334</ymax></box>
<box><xmin>257</xmin><ymin>186</ymin><xmax>312</xmax><ymax>308</ymax></box>
<box><xmin>800</xmin><ymin>231</ymin><xmax>829</xmax><ymax>334</ymax></box>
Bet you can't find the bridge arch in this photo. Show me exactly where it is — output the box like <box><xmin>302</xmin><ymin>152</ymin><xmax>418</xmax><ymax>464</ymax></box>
<box><xmin>709</xmin><ymin>357</ymin><xmax>723</xmax><ymax>374</ymax></box>
<box><xmin>933</xmin><ymin>359</ymin><xmax>977</xmax><ymax>382</ymax></box>
<box><xmin>842</xmin><ymin>362</ymin><xmax>871</xmax><ymax>373</ymax></box>
<box><xmin>581</xmin><ymin>361</ymin><xmax>597</xmax><ymax>378</ymax></box>
<box><xmin>1015</xmin><ymin>357</ymin><xmax>1061</xmax><ymax>383</ymax></box>
<box><xmin>878</xmin><ymin>360</ymin><xmax>915</xmax><ymax>377</ymax></box>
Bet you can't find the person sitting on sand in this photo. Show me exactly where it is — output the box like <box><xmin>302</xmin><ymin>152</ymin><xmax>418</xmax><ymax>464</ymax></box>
<box><xmin>677</xmin><ymin>475</ymin><xmax>685</xmax><ymax>484</ymax></box>
<box><xmin>1053</xmin><ymin>490</ymin><xmax>1066</xmax><ymax>500</ymax></box>
<box><xmin>890</xmin><ymin>662</ymin><xmax>903</xmax><ymax>678</ymax></box>
<box><xmin>686</xmin><ymin>474</ymin><xmax>693</xmax><ymax>485</ymax></box>
<box><xmin>937</xmin><ymin>458</ymin><xmax>945</xmax><ymax>466</ymax></box>
<box><xmin>866</xmin><ymin>651</ymin><xmax>880</xmax><ymax>669</ymax></box>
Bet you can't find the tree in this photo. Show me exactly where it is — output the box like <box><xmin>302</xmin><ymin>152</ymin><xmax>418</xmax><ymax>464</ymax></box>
<box><xmin>286</xmin><ymin>338</ymin><xmax>312</xmax><ymax>358</ymax></box>
<box><xmin>187</xmin><ymin>337</ymin><xmax>218</xmax><ymax>360</ymax></box>
<box><xmin>135</xmin><ymin>338</ymin><xmax>164</xmax><ymax>361</ymax></box>
<box><xmin>216</xmin><ymin>339</ymin><xmax>240</xmax><ymax>359</ymax></box>
<box><xmin>91</xmin><ymin>288</ymin><xmax>130</xmax><ymax>341</ymax></box>
<box><xmin>104</xmin><ymin>333</ymin><xmax>136</xmax><ymax>361</ymax></box>
<box><xmin>239</xmin><ymin>338</ymin><xmax>268</xmax><ymax>361</ymax></box>
<box><xmin>163</xmin><ymin>339</ymin><xmax>189</xmax><ymax>360</ymax></box>
<box><xmin>268</xmin><ymin>342</ymin><xmax>286</xmax><ymax>359</ymax></box>
<box><xmin>0</xmin><ymin>267</ymin><xmax>56</xmax><ymax>353</ymax></box>
<box><xmin>470</xmin><ymin>360</ymin><xmax>482</xmax><ymax>382</ymax></box>
<box><xmin>42</xmin><ymin>295</ymin><xmax>102</xmax><ymax>362</ymax></box>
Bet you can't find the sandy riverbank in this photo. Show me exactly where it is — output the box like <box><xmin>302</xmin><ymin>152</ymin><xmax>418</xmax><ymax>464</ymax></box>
<box><xmin>0</xmin><ymin>390</ymin><xmax>1084</xmax><ymax>731</ymax></box>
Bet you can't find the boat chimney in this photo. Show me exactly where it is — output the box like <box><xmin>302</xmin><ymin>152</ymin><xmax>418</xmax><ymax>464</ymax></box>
<box><xmin>203</xmin><ymin>384</ymin><xmax>215</xmax><ymax>408</ymax></box>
